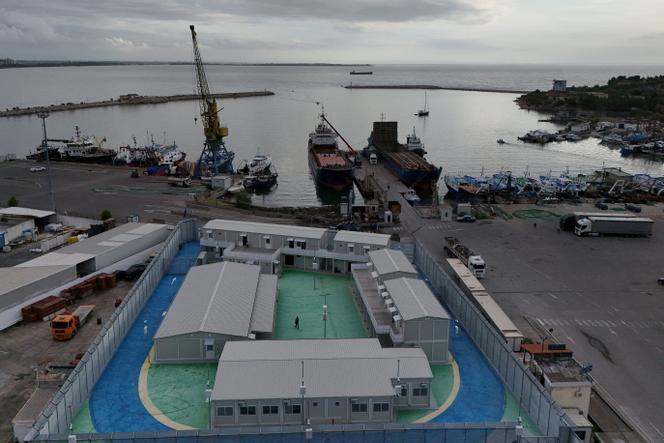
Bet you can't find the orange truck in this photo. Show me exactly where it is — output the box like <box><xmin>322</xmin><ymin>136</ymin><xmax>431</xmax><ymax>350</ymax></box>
<box><xmin>50</xmin><ymin>304</ymin><xmax>95</xmax><ymax>341</ymax></box>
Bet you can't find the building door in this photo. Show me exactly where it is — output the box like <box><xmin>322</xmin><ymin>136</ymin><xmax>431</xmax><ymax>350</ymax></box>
<box><xmin>204</xmin><ymin>338</ymin><xmax>215</xmax><ymax>359</ymax></box>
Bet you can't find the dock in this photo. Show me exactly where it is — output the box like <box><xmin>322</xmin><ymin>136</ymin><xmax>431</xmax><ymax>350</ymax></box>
<box><xmin>0</xmin><ymin>91</ymin><xmax>275</xmax><ymax>118</ymax></box>
<box><xmin>344</xmin><ymin>85</ymin><xmax>528</xmax><ymax>94</ymax></box>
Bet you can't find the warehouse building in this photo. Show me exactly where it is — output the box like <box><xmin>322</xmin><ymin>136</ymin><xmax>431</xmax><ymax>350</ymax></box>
<box><xmin>352</xmin><ymin>261</ymin><xmax>451</xmax><ymax>364</ymax></box>
<box><xmin>199</xmin><ymin>219</ymin><xmax>394</xmax><ymax>274</ymax></box>
<box><xmin>154</xmin><ymin>261</ymin><xmax>278</xmax><ymax>362</ymax></box>
<box><xmin>0</xmin><ymin>222</ymin><xmax>170</xmax><ymax>330</ymax></box>
<box><xmin>210</xmin><ymin>339</ymin><xmax>432</xmax><ymax>427</ymax></box>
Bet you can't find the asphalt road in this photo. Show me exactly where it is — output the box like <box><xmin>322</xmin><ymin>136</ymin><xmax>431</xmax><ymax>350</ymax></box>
<box><xmin>413</xmin><ymin>203</ymin><xmax>664</xmax><ymax>442</ymax></box>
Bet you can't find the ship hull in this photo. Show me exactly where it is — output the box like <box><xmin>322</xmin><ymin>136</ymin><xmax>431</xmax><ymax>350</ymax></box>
<box><xmin>308</xmin><ymin>148</ymin><xmax>354</xmax><ymax>191</ymax></box>
<box><xmin>61</xmin><ymin>154</ymin><xmax>115</xmax><ymax>164</ymax></box>
<box><xmin>377</xmin><ymin>151</ymin><xmax>441</xmax><ymax>191</ymax></box>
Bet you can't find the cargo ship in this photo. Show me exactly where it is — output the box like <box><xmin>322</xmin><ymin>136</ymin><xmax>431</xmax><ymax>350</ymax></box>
<box><xmin>308</xmin><ymin>114</ymin><xmax>354</xmax><ymax>191</ymax></box>
<box><xmin>364</xmin><ymin>121</ymin><xmax>441</xmax><ymax>191</ymax></box>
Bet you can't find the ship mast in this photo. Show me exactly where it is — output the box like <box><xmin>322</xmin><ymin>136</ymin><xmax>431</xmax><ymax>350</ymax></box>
<box><xmin>190</xmin><ymin>25</ymin><xmax>234</xmax><ymax>177</ymax></box>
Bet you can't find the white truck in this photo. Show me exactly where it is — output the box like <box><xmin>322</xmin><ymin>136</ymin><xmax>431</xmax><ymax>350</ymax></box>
<box><xmin>444</xmin><ymin>236</ymin><xmax>486</xmax><ymax>278</ymax></box>
<box><xmin>574</xmin><ymin>216</ymin><xmax>654</xmax><ymax>237</ymax></box>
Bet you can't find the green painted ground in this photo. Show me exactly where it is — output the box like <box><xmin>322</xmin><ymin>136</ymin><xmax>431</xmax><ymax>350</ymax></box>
<box><xmin>397</xmin><ymin>364</ymin><xmax>455</xmax><ymax>423</ymax></box>
<box><xmin>72</xmin><ymin>400</ymin><xmax>96</xmax><ymax>433</ymax></box>
<box><xmin>274</xmin><ymin>270</ymin><xmax>367</xmax><ymax>339</ymax></box>
<box><xmin>147</xmin><ymin>363</ymin><xmax>217</xmax><ymax>429</ymax></box>
<box><xmin>512</xmin><ymin>209</ymin><xmax>560</xmax><ymax>221</ymax></box>
<box><xmin>502</xmin><ymin>390</ymin><xmax>541</xmax><ymax>436</ymax></box>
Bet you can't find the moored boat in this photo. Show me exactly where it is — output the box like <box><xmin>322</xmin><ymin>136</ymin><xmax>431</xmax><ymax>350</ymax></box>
<box><xmin>308</xmin><ymin>113</ymin><xmax>354</xmax><ymax>191</ymax></box>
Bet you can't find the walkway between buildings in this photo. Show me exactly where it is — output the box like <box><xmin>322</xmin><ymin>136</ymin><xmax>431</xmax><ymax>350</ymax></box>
<box><xmin>87</xmin><ymin>242</ymin><xmax>200</xmax><ymax>432</ymax></box>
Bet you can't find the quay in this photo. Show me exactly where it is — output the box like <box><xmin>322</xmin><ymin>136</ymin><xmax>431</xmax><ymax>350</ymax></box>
<box><xmin>0</xmin><ymin>91</ymin><xmax>275</xmax><ymax>118</ymax></box>
<box><xmin>344</xmin><ymin>84</ymin><xmax>528</xmax><ymax>94</ymax></box>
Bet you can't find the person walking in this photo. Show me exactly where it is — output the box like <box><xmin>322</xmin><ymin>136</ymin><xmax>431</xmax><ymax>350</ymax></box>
<box><xmin>294</xmin><ymin>316</ymin><xmax>300</xmax><ymax>330</ymax></box>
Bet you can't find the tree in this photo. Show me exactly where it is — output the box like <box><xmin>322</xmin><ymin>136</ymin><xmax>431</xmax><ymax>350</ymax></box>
<box><xmin>7</xmin><ymin>196</ymin><xmax>18</xmax><ymax>207</ymax></box>
<box><xmin>100</xmin><ymin>209</ymin><xmax>113</xmax><ymax>220</ymax></box>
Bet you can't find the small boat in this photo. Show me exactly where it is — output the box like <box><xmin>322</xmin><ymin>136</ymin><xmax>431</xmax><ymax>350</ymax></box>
<box><xmin>497</xmin><ymin>139</ymin><xmax>505</xmax><ymax>144</ymax></box>
<box><xmin>238</xmin><ymin>152</ymin><xmax>272</xmax><ymax>175</ymax></box>
<box><xmin>416</xmin><ymin>91</ymin><xmax>429</xmax><ymax>117</ymax></box>
<box><xmin>350</xmin><ymin>70</ymin><xmax>372</xmax><ymax>75</ymax></box>
<box><xmin>403</xmin><ymin>189</ymin><xmax>421</xmax><ymax>204</ymax></box>
<box><xmin>406</xmin><ymin>127</ymin><xmax>426</xmax><ymax>156</ymax></box>
<box><xmin>243</xmin><ymin>172</ymin><xmax>278</xmax><ymax>191</ymax></box>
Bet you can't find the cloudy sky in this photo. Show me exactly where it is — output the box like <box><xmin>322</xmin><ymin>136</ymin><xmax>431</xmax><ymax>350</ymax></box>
<box><xmin>1</xmin><ymin>0</ymin><xmax>663</xmax><ymax>64</ymax></box>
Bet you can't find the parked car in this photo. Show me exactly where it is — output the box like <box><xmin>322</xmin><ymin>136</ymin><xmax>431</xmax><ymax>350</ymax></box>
<box><xmin>625</xmin><ymin>203</ymin><xmax>642</xmax><ymax>213</ymax></box>
<box><xmin>116</xmin><ymin>264</ymin><xmax>147</xmax><ymax>281</ymax></box>
<box><xmin>457</xmin><ymin>214</ymin><xmax>477</xmax><ymax>223</ymax></box>
<box><xmin>30</xmin><ymin>166</ymin><xmax>46</xmax><ymax>172</ymax></box>
<box><xmin>595</xmin><ymin>201</ymin><xmax>609</xmax><ymax>210</ymax></box>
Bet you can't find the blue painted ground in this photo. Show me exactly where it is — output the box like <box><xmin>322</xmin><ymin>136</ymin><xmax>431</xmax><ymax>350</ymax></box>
<box><xmin>89</xmin><ymin>242</ymin><xmax>200</xmax><ymax>432</ymax></box>
<box><xmin>431</xmin><ymin>322</ymin><xmax>505</xmax><ymax>423</ymax></box>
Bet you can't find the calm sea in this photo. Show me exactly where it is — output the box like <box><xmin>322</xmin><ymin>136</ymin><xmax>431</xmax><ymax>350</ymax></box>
<box><xmin>1</xmin><ymin>64</ymin><xmax>664</xmax><ymax>206</ymax></box>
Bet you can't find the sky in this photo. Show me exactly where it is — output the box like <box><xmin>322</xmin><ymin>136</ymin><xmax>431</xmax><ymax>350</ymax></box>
<box><xmin>1</xmin><ymin>0</ymin><xmax>664</xmax><ymax>64</ymax></box>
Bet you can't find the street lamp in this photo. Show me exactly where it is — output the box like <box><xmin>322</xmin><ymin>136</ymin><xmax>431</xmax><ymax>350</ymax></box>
<box><xmin>36</xmin><ymin>110</ymin><xmax>56</xmax><ymax>214</ymax></box>
<box><xmin>323</xmin><ymin>304</ymin><xmax>328</xmax><ymax>339</ymax></box>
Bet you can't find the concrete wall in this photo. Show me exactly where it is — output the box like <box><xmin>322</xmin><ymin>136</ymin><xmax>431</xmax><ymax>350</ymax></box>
<box><xmin>403</xmin><ymin>317</ymin><xmax>450</xmax><ymax>364</ymax></box>
<box><xmin>547</xmin><ymin>383</ymin><xmax>592</xmax><ymax>417</ymax></box>
<box><xmin>211</xmin><ymin>396</ymin><xmax>396</xmax><ymax>427</ymax></box>
<box><xmin>154</xmin><ymin>332</ymin><xmax>237</xmax><ymax>363</ymax></box>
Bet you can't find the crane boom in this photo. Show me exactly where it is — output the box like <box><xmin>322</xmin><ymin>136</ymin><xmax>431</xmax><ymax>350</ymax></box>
<box><xmin>189</xmin><ymin>25</ymin><xmax>234</xmax><ymax>176</ymax></box>
<box><xmin>321</xmin><ymin>115</ymin><xmax>357</xmax><ymax>155</ymax></box>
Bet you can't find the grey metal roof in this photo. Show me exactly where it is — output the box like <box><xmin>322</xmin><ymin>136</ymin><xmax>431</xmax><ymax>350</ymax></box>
<box><xmin>16</xmin><ymin>223</ymin><xmax>167</xmax><ymax>267</ymax></box>
<box><xmin>249</xmin><ymin>274</ymin><xmax>278</xmax><ymax>334</ymax></box>
<box><xmin>0</xmin><ymin>266</ymin><xmax>73</xmax><ymax>296</ymax></box>
<box><xmin>212</xmin><ymin>339</ymin><xmax>431</xmax><ymax>401</ymax></box>
<box><xmin>334</xmin><ymin>230</ymin><xmax>391</xmax><ymax>246</ymax></box>
<box><xmin>155</xmin><ymin>262</ymin><xmax>277</xmax><ymax>339</ymax></box>
<box><xmin>384</xmin><ymin>278</ymin><xmax>450</xmax><ymax>321</ymax></box>
<box><xmin>368</xmin><ymin>249</ymin><xmax>417</xmax><ymax>277</ymax></box>
<box><xmin>0</xmin><ymin>207</ymin><xmax>55</xmax><ymax>218</ymax></box>
<box><xmin>203</xmin><ymin>219</ymin><xmax>326</xmax><ymax>240</ymax></box>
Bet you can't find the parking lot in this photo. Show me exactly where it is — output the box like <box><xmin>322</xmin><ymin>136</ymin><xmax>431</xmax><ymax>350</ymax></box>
<box><xmin>414</xmin><ymin>202</ymin><xmax>664</xmax><ymax>442</ymax></box>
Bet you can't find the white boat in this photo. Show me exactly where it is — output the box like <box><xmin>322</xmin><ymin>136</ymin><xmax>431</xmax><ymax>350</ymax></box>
<box><xmin>238</xmin><ymin>152</ymin><xmax>272</xmax><ymax>175</ymax></box>
<box><xmin>416</xmin><ymin>91</ymin><xmax>429</xmax><ymax>117</ymax></box>
<box><xmin>406</xmin><ymin>127</ymin><xmax>426</xmax><ymax>155</ymax></box>
<box><xmin>403</xmin><ymin>188</ymin><xmax>421</xmax><ymax>204</ymax></box>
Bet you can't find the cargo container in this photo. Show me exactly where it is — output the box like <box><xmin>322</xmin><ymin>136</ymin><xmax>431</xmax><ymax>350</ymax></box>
<box><xmin>574</xmin><ymin>216</ymin><xmax>654</xmax><ymax>237</ymax></box>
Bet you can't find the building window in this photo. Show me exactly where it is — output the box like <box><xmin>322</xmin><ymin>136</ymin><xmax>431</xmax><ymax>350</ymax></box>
<box><xmin>312</xmin><ymin>401</ymin><xmax>318</xmax><ymax>407</ymax></box>
<box><xmin>351</xmin><ymin>402</ymin><xmax>368</xmax><ymax>413</ymax></box>
<box><xmin>363</xmin><ymin>245</ymin><xmax>371</xmax><ymax>253</ymax></box>
<box><xmin>400</xmin><ymin>386</ymin><xmax>408</xmax><ymax>398</ymax></box>
<box><xmin>373</xmin><ymin>403</ymin><xmax>389</xmax><ymax>412</ymax></box>
<box><xmin>348</xmin><ymin>244</ymin><xmax>354</xmax><ymax>254</ymax></box>
<box><xmin>288</xmin><ymin>238</ymin><xmax>294</xmax><ymax>248</ymax></box>
<box><xmin>285</xmin><ymin>404</ymin><xmax>301</xmax><ymax>414</ymax></box>
<box><xmin>239</xmin><ymin>405</ymin><xmax>256</xmax><ymax>416</ymax></box>
<box><xmin>300</xmin><ymin>240</ymin><xmax>307</xmax><ymax>250</ymax></box>
<box><xmin>334</xmin><ymin>401</ymin><xmax>341</xmax><ymax>407</ymax></box>
<box><xmin>217</xmin><ymin>407</ymin><xmax>233</xmax><ymax>417</ymax></box>
<box><xmin>205</xmin><ymin>343</ymin><xmax>214</xmax><ymax>352</ymax></box>
<box><xmin>413</xmin><ymin>386</ymin><xmax>428</xmax><ymax>397</ymax></box>
<box><xmin>262</xmin><ymin>405</ymin><xmax>279</xmax><ymax>415</ymax></box>
<box><xmin>264</xmin><ymin>236</ymin><xmax>271</xmax><ymax>246</ymax></box>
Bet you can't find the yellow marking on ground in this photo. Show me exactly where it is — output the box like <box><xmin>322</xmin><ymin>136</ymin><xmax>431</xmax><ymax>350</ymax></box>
<box><xmin>138</xmin><ymin>347</ymin><xmax>196</xmax><ymax>430</ymax></box>
<box><xmin>415</xmin><ymin>356</ymin><xmax>461</xmax><ymax>423</ymax></box>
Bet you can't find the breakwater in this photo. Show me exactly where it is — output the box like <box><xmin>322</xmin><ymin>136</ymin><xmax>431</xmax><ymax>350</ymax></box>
<box><xmin>344</xmin><ymin>84</ymin><xmax>527</xmax><ymax>94</ymax></box>
<box><xmin>0</xmin><ymin>91</ymin><xmax>275</xmax><ymax>118</ymax></box>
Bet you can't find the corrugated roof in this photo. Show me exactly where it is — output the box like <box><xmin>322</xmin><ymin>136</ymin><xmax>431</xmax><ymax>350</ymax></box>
<box><xmin>334</xmin><ymin>230</ymin><xmax>391</xmax><ymax>246</ymax></box>
<box><xmin>0</xmin><ymin>266</ymin><xmax>73</xmax><ymax>296</ymax></box>
<box><xmin>368</xmin><ymin>249</ymin><xmax>416</xmax><ymax>277</ymax></box>
<box><xmin>0</xmin><ymin>207</ymin><xmax>55</xmax><ymax>219</ymax></box>
<box><xmin>249</xmin><ymin>274</ymin><xmax>278</xmax><ymax>334</ymax></box>
<box><xmin>155</xmin><ymin>262</ymin><xmax>277</xmax><ymax>339</ymax></box>
<box><xmin>14</xmin><ymin>252</ymin><xmax>95</xmax><ymax>268</ymax></box>
<box><xmin>212</xmin><ymin>339</ymin><xmax>431</xmax><ymax>400</ymax></box>
<box><xmin>384</xmin><ymin>277</ymin><xmax>450</xmax><ymax>321</ymax></box>
<box><xmin>203</xmin><ymin>219</ymin><xmax>326</xmax><ymax>240</ymax></box>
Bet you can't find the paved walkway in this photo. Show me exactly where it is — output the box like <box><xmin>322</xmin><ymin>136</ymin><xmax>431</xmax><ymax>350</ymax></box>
<box><xmin>274</xmin><ymin>270</ymin><xmax>367</xmax><ymax>339</ymax></box>
<box><xmin>83</xmin><ymin>242</ymin><xmax>199</xmax><ymax>432</ymax></box>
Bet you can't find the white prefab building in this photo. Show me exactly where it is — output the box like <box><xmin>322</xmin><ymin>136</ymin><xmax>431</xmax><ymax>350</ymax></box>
<box><xmin>199</xmin><ymin>219</ymin><xmax>394</xmax><ymax>275</ymax></box>
<box><xmin>352</xmin><ymin>265</ymin><xmax>451</xmax><ymax>364</ymax></box>
<box><xmin>210</xmin><ymin>339</ymin><xmax>432</xmax><ymax>427</ymax></box>
<box><xmin>154</xmin><ymin>261</ymin><xmax>278</xmax><ymax>363</ymax></box>
<box><xmin>366</xmin><ymin>249</ymin><xmax>418</xmax><ymax>283</ymax></box>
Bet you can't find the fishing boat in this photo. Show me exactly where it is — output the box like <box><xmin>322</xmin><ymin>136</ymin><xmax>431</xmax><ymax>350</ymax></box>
<box><xmin>60</xmin><ymin>126</ymin><xmax>115</xmax><ymax>163</ymax></box>
<box><xmin>308</xmin><ymin>112</ymin><xmax>354</xmax><ymax>191</ymax></box>
<box><xmin>406</xmin><ymin>127</ymin><xmax>426</xmax><ymax>156</ymax></box>
<box><xmin>416</xmin><ymin>91</ymin><xmax>429</xmax><ymax>117</ymax></box>
<box><xmin>26</xmin><ymin>145</ymin><xmax>61</xmax><ymax>162</ymax></box>
<box><xmin>365</xmin><ymin>121</ymin><xmax>441</xmax><ymax>192</ymax></box>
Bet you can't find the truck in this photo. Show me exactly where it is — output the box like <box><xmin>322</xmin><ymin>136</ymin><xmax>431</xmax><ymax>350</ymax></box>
<box><xmin>574</xmin><ymin>216</ymin><xmax>654</xmax><ymax>237</ymax></box>
<box><xmin>444</xmin><ymin>236</ymin><xmax>486</xmax><ymax>278</ymax></box>
<box><xmin>559</xmin><ymin>211</ymin><xmax>637</xmax><ymax>231</ymax></box>
<box><xmin>50</xmin><ymin>304</ymin><xmax>95</xmax><ymax>341</ymax></box>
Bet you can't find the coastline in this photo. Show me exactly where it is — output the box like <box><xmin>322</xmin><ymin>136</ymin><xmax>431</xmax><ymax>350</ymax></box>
<box><xmin>344</xmin><ymin>84</ymin><xmax>528</xmax><ymax>94</ymax></box>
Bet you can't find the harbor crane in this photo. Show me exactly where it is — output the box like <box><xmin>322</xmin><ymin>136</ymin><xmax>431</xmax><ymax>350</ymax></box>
<box><xmin>190</xmin><ymin>25</ymin><xmax>235</xmax><ymax>177</ymax></box>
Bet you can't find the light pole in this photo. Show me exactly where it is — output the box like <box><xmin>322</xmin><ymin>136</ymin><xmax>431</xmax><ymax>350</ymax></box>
<box><xmin>323</xmin><ymin>304</ymin><xmax>328</xmax><ymax>339</ymax></box>
<box><xmin>37</xmin><ymin>110</ymin><xmax>56</xmax><ymax>214</ymax></box>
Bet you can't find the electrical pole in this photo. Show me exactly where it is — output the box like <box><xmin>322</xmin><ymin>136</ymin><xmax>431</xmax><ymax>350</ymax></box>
<box><xmin>37</xmin><ymin>110</ymin><xmax>56</xmax><ymax>214</ymax></box>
